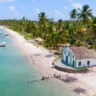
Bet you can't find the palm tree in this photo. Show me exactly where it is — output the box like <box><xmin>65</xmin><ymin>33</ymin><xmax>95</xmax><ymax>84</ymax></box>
<box><xmin>70</xmin><ymin>9</ymin><xmax>77</xmax><ymax>26</ymax></box>
<box><xmin>38</xmin><ymin>12</ymin><xmax>48</xmax><ymax>39</ymax></box>
<box><xmin>45</xmin><ymin>32</ymin><xmax>56</xmax><ymax>51</ymax></box>
<box><xmin>91</xmin><ymin>17</ymin><xmax>96</xmax><ymax>46</ymax></box>
<box><xmin>77</xmin><ymin>5</ymin><xmax>93</xmax><ymax>25</ymax></box>
<box><xmin>48</xmin><ymin>19</ymin><xmax>55</xmax><ymax>34</ymax></box>
<box><xmin>56</xmin><ymin>30</ymin><xmax>68</xmax><ymax>44</ymax></box>
<box><xmin>57</xmin><ymin>19</ymin><xmax>64</xmax><ymax>31</ymax></box>
<box><xmin>38</xmin><ymin>12</ymin><xmax>47</xmax><ymax>24</ymax></box>
<box><xmin>70</xmin><ymin>9</ymin><xmax>77</xmax><ymax>20</ymax></box>
<box><xmin>68</xmin><ymin>25</ymin><xmax>77</xmax><ymax>44</ymax></box>
<box><xmin>26</xmin><ymin>21</ymin><xmax>38</xmax><ymax>38</ymax></box>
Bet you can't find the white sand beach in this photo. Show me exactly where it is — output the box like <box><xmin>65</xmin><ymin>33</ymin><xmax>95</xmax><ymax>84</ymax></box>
<box><xmin>2</xmin><ymin>26</ymin><xmax>96</xmax><ymax>96</ymax></box>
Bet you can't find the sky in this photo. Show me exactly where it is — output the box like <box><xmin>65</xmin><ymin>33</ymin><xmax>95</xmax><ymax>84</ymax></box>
<box><xmin>0</xmin><ymin>0</ymin><xmax>96</xmax><ymax>21</ymax></box>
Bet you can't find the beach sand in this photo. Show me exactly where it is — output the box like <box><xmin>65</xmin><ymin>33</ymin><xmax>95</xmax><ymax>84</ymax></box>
<box><xmin>2</xmin><ymin>26</ymin><xmax>96</xmax><ymax>96</ymax></box>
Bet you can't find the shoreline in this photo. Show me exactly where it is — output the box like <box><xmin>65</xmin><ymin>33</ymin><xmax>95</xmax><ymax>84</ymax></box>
<box><xmin>2</xmin><ymin>26</ymin><xmax>96</xmax><ymax>96</ymax></box>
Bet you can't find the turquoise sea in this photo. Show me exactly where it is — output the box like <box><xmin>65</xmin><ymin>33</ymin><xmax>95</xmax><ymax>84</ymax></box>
<box><xmin>0</xmin><ymin>28</ymin><xmax>79</xmax><ymax>96</ymax></box>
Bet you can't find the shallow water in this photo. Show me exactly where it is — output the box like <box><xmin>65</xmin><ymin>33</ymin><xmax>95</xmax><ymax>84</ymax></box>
<box><xmin>0</xmin><ymin>28</ymin><xmax>79</xmax><ymax>96</ymax></box>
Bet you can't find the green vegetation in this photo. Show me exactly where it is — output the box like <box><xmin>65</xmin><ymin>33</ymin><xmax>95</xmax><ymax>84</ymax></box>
<box><xmin>76</xmin><ymin>67</ymin><xmax>88</xmax><ymax>71</ymax></box>
<box><xmin>0</xmin><ymin>5</ymin><xmax>96</xmax><ymax>50</ymax></box>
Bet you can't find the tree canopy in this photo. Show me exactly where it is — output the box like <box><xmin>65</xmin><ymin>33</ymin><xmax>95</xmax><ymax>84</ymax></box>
<box><xmin>0</xmin><ymin>4</ymin><xmax>96</xmax><ymax>50</ymax></box>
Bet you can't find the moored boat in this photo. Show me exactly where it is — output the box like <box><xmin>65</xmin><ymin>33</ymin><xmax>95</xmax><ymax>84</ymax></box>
<box><xmin>0</xmin><ymin>32</ymin><xmax>2</xmax><ymax>34</ymax></box>
<box><xmin>0</xmin><ymin>42</ymin><xmax>6</xmax><ymax>47</ymax></box>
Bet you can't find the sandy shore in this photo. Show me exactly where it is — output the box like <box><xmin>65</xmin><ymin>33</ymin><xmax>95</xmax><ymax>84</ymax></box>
<box><xmin>2</xmin><ymin>26</ymin><xmax>96</xmax><ymax>96</ymax></box>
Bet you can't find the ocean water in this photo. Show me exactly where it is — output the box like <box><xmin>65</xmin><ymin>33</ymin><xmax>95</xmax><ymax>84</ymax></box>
<box><xmin>0</xmin><ymin>29</ymin><xmax>79</xmax><ymax>96</ymax></box>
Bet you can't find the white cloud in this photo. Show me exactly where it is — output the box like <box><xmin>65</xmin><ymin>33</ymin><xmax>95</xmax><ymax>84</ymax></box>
<box><xmin>54</xmin><ymin>10</ymin><xmax>63</xmax><ymax>16</ymax></box>
<box><xmin>64</xmin><ymin>6</ymin><xmax>68</xmax><ymax>10</ymax></box>
<box><xmin>9</xmin><ymin>6</ymin><xmax>16</xmax><ymax>12</ymax></box>
<box><xmin>34</xmin><ymin>8</ymin><xmax>40</xmax><ymax>14</ymax></box>
<box><xmin>0</xmin><ymin>0</ymin><xmax>15</xmax><ymax>3</ymax></box>
<box><xmin>72</xmin><ymin>3</ymin><xmax>82</xmax><ymax>9</ymax></box>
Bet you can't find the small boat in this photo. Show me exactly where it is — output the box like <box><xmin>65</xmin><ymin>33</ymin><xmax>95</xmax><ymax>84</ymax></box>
<box><xmin>0</xmin><ymin>42</ymin><xmax>6</xmax><ymax>47</ymax></box>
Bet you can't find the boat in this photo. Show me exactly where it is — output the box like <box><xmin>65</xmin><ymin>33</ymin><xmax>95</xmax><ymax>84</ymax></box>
<box><xmin>0</xmin><ymin>42</ymin><xmax>6</xmax><ymax>47</ymax></box>
<box><xmin>0</xmin><ymin>32</ymin><xmax>2</xmax><ymax>34</ymax></box>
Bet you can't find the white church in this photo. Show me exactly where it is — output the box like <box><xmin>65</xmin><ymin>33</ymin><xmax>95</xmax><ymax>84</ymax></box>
<box><xmin>62</xmin><ymin>46</ymin><xmax>96</xmax><ymax>68</ymax></box>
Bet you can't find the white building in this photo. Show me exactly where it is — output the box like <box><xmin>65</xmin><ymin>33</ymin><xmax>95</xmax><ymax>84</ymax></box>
<box><xmin>62</xmin><ymin>46</ymin><xmax>96</xmax><ymax>68</ymax></box>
